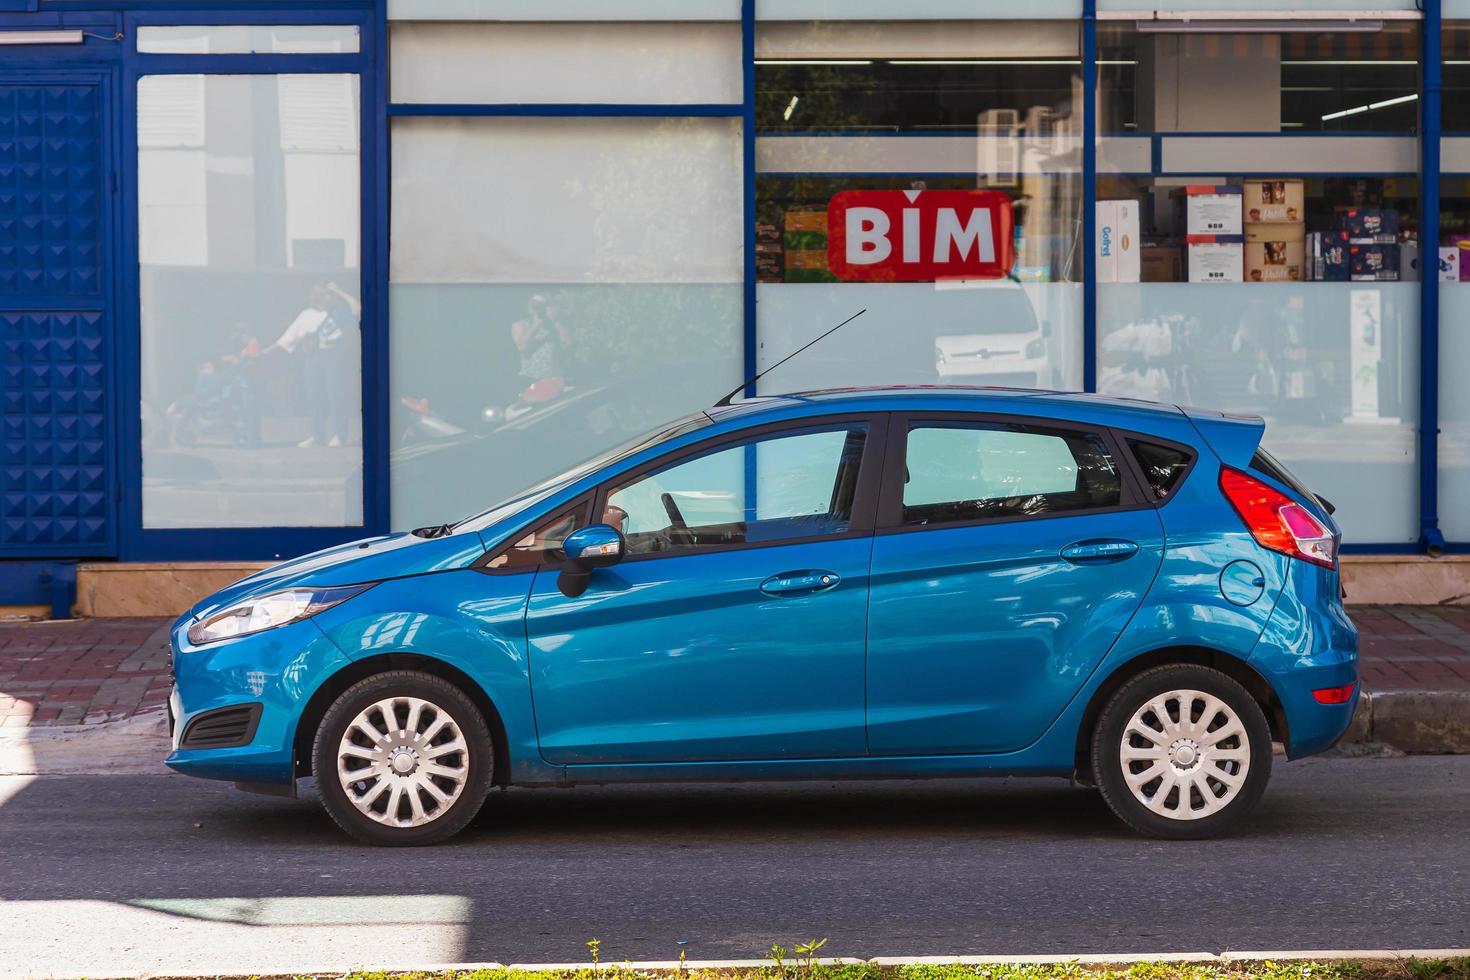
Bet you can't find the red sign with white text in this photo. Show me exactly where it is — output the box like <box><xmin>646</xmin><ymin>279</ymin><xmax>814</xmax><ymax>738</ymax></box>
<box><xmin>825</xmin><ymin>189</ymin><xmax>1015</xmax><ymax>282</ymax></box>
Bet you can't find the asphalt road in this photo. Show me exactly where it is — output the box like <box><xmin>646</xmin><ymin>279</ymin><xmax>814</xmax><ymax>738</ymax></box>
<box><xmin>1</xmin><ymin>755</ymin><xmax>1468</xmax><ymax>975</ymax></box>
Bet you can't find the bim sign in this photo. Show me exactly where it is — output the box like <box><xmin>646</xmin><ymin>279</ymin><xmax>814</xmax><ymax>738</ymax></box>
<box><xmin>826</xmin><ymin>189</ymin><xmax>1015</xmax><ymax>282</ymax></box>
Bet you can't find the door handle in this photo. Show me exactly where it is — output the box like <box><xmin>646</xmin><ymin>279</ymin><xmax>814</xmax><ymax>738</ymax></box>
<box><xmin>760</xmin><ymin>570</ymin><xmax>841</xmax><ymax>596</ymax></box>
<box><xmin>1060</xmin><ymin>539</ymin><xmax>1139</xmax><ymax>564</ymax></box>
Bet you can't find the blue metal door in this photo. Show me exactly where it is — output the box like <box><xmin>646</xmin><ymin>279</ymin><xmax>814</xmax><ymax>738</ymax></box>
<box><xmin>0</xmin><ymin>76</ymin><xmax>117</xmax><ymax>557</ymax></box>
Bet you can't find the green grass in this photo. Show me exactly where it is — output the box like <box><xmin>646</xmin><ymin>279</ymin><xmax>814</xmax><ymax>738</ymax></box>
<box><xmin>331</xmin><ymin>958</ymin><xmax>1470</xmax><ymax>980</ymax></box>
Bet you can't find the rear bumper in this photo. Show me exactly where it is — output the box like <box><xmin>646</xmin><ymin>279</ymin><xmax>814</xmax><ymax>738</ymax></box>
<box><xmin>1250</xmin><ymin>562</ymin><xmax>1360</xmax><ymax>759</ymax></box>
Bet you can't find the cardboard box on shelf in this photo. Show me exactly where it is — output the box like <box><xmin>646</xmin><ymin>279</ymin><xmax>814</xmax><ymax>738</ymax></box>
<box><xmin>1096</xmin><ymin>200</ymin><xmax>1141</xmax><ymax>283</ymax></box>
<box><xmin>1172</xmin><ymin>185</ymin><xmax>1243</xmax><ymax>236</ymax></box>
<box><xmin>1186</xmin><ymin>235</ymin><xmax>1244</xmax><ymax>283</ymax></box>
<box><xmin>1141</xmin><ymin>244</ymin><xmax>1183</xmax><ymax>283</ymax></box>
<box><xmin>1245</xmin><ymin>240</ymin><xmax>1304</xmax><ymax>282</ymax></box>
<box><xmin>1348</xmin><ymin>242</ymin><xmax>1400</xmax><ymax>281</ymax></box>
<box><xmin>1340</xmin><ymin>208</ymin><xmax>1399</xmax><ymax>243</ymax></box>
<box><xmin>1440</xmin><ymin>245</ymin><xmax>1462</xmax><ymax>282</ymax></box>
<box><xmin>1242</xmin><ymin>180</ymin><xmax>1305</xmax><ymax>224</ymax></box>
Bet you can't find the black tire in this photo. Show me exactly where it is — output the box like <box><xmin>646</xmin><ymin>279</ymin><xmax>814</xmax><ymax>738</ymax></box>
<box><xmin>311</xmin><ymin>670</ymin><xmax>495</xmax><ymax>846</ymax></box>
<box><xmin>1091</xmin><ymin>664</ymin><xmax>1273</xmax><ymax>840</ymax></box>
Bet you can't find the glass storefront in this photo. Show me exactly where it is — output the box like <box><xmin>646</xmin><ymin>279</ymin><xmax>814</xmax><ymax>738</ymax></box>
<box><xmin>753</xmin><ymin>19</ymin><xmax>1084</xmax><ymax>394</ymax></box>
<box><xmin>15</xmin><ymin>2</ymin><xmax>1470</xmax><ymax>562</ymax></box>
<box><xmin>137</xmin><ymin>72</ymin><xmax>364</xmax><ymax>529</ymax></box>
<box><xmin>388</xmin><ymin>115</ymin><xmax>744</xmax><ymax>530</ymax></box>
<box><xmin>1097</xmin><ymin>22</ymin><xmax>1422</xmax><ymax>543</ymax></box>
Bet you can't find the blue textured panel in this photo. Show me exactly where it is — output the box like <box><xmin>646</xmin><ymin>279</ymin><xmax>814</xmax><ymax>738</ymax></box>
<box><xmin>0</xmin><ymin>82</ymin><xmax>111</xmax><ymax>556</ymax></box>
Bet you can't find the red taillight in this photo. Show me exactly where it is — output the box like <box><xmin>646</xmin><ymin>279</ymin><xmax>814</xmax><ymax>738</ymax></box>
<box><xmin>1313</xmin><ymin>683</ymin><xmax>1356</xmax><ymax>705</ymax></box>
<box><xmin>1219</xmin><ymin>467</ymin><xmax>1337</xmax><ymax>568</ymax></box>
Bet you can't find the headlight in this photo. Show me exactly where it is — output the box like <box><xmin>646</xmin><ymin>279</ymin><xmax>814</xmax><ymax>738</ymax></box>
<box><xmin>186</xmin><ymin>585</ymin><xmax>371</xmax><ymax>646</ymax></box>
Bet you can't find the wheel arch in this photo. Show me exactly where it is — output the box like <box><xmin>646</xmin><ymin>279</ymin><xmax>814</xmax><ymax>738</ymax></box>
<box><xmin>1073</xmin><ymin>645</ymin><xmax>1288</xmax><ymax>779</ymax></box>
<box><xmin>292</xmin><ymin>653</ymin><xmax>512</xmax><ymax>786</ymax></box>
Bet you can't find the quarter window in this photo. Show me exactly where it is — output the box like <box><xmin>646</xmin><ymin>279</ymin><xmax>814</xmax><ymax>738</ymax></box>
<box><xmin>486</xmin><ymin>502</ymin><xmax>587</xmax><ymax>570</ymax></box>
<box><xmin>605</xmin><ymin>426</ymin><xmax>868</xmax><ymax>556</ymax></box>
<box><xmin>1129</xmin><ymin>440</ymin><xmax>1193</xmax><ymax>500</ymax></box>
<box><xmin>902</xmin><ymin>423</ymin><xmax>1121</xmax><ymax>526</ymax></box>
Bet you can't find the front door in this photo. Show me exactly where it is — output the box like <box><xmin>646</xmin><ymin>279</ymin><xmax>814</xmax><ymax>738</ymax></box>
<box><xmin>0</xmin><ymin>75</ymin><xmax>117</xmax><ymax>557</ymax></box>
<box><xmin>866</xmin><ymin>414</ymin><xmax>1165</xmax><ymax>755</ymax></box>
<box><xmin>526</xmin><ymin>418</ymin><xmax>882</xmax><ymax>765</ymax></box>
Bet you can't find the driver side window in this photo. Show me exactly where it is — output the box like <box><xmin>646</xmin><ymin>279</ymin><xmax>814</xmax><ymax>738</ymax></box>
<box><xmin>603</xmin><ymin>425</ymin><xmax>868</xmax><ymax>556</ymax></box>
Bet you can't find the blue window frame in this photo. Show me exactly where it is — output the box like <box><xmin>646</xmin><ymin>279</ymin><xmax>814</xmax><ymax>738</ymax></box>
<box><xmin>116</xmin><ymin>5</ymin><xmax>381</xmax><ymax>561</ymax></box>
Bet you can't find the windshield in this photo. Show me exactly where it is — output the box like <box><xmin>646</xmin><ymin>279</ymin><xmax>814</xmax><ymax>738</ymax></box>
<box><xmin>450</xmin><ymin>412</ymin><xmax>713</xmax><ymax>535</ymax></box>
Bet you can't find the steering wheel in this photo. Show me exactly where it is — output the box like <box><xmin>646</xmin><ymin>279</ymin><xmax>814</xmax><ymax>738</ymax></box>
<box><xmin>660</xmin><ymin>492</ymin><xmax>695</xmax><ymax>547</ymax></box>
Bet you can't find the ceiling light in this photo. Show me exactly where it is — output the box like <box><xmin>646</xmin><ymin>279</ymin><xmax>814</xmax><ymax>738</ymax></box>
<box><xmin>782</xmin><ymin>95</ymin><xmax>799</xmax><ymax>121</ymax></box>
<box><xmin>886</xmin><ymin>59</ymin><xmax>1080</xmax><ymax>66</ymax></box>
<box><xmin>754</xmin><ymin>59</ymin><xmax>872</xmax><ymax>66</ymax></box>
<box><xmin>1136</xmin><ymin>18</ymin><xmax>1383</xmax><ymax>33</ymax></box>
<box><xmin>1321</xmin><ymin>92</ymin><xmax>1416</xmax><ymax>121</ymax></box>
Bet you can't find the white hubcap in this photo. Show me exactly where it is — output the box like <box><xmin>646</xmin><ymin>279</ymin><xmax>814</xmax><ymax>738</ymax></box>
<box><xmin>1119</xmin><ymin>688</ymin><xmax>1251</xmax><ymax>821</ymax></box>
<box><xmin>337</xmin><ymin>696</ymin><xmax>469</xmax><ymax>828</ymax></box>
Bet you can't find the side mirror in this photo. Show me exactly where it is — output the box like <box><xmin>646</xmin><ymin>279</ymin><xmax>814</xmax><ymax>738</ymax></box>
<box><xmin>558</xmin><ymin>524</ymin><xmax>624</xmax><ymax>598</ymax></box>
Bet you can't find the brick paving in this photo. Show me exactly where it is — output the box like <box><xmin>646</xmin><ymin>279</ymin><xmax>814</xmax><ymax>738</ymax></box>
<box><xmin>0</xmin><ymin>617</ymin><xmax>172</xmax><ymax>729</ymax></box>
<box><xmin>0</xmin><ymin>606</ymin><xmax>1467</xmax><ymax>732</ymax></box>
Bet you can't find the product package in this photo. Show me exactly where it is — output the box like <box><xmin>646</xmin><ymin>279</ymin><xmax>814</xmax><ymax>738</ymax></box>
<box><xmin>1312</xmin><ymin>230</ymin><xmax>1350</xmax><ymax>282</ymax></box>
<box><xmin>1245</xmin><ymin>241</ymin><xmax>1304</xmax><ymax>282</ymax></box>
<box><xmin>1096</xmin><ymin>200</ymin><xmax>1141</xmax><ymax>283</ymax></box>
<box><xmin>1440</xmin><ymin>246</ymin><xmax>1462</xmax><ymax>282</ymax></box>
<box><xmin>1186</xmin><ymin>235</ymin><xmax>1244</xmax><ymax>283</ymax></box>
<box><xmin>1242</xmin><ymin>180</ymin><xmax>1305</xmax><ymax>224</ymax></box>
<box><xmin>1340</xmin><ymin>208</ymin><xmax>1399</xmax><ymax>243</ymax></box>
<box><xmin>1348</xmin><ymin>242</ymin><xmax>1400</xmax><ymax>281</ymax></box>
<box><xmin>1141</xmin><ymin>244</ymin><xmax>1183</xmax><ymax>282</ymax></box>
<box><xmin>1399</xmin><ymin>241</ymin><xmax>1419</xmax><ymax>282</ymax></box>
<box><xmin>1449</xmin><ymin>237</ymin><xmax>1470</xmax><ymax>281</ymax></box>
<box><xmin>1244</xmin><ymin>223</ymin><xmax>1304</xmax><ymax>282</ymax></box>
<box><xmin>1172</xmin><ymin>185</ymin><xmax>1243</xmax><ymax>236</ymax></box>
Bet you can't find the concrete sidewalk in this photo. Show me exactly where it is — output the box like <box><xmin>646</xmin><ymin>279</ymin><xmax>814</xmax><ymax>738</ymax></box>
<box><xmin>0</xmin><ymin>606</ymin><xmax>1467</xmax><ymax>766</ymax></box>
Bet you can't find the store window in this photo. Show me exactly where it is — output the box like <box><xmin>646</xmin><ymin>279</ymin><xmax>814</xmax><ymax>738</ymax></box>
<box><xmin>137</xmin><ymin>73</ymin><xmax>363</xmax><ymax>529</ymax></box>
<box><xmin>389</xmin><ymin>116</ymin><xmax>744</xmax><ymax>531</ymax></box>
<box><xmin>1441</xmin><ymin>21</ymin><xmax>1470</xmax><ymax>542</ymax></box>
<box><xmin>1097</xmin><ymin>21</ymin><xmax>1421</xmax><ymax>545</ymax></box>
<box><xmin>136</xmin><ymin>25</ymin><xmax>360</xmax><ymax>55</ymax></box>
<box><xmin>753</xmin><ymin>20</ymin><xmax>1084</xmax><ymax>395</ymax></box>
<box><xmin>389</xmin><ymin>21</ymin><xmax>742</xmax><ymax>105</ymax></box>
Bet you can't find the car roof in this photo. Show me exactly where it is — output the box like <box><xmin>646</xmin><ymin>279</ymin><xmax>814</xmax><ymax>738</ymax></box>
<box><xmin>706</xmin><ymin>385</ymin><xmax>1194</xmax><ymax>428</ymax></box>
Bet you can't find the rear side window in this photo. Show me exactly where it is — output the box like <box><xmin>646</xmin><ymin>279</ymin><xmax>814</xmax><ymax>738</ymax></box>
<box><xmin>1128</xmin><ymin>440</ymin><xmax>1193</xmax><ymax>500</ymax></box>
<box><xmin>1251</xmin><ymin>447</ymin><xmax>1314</xmax><ymax>500</ymax></box>
<box><xmin>902</xmin><ymin>422</ymin><xmax>1121</xmax><ymax>526</ymax></box>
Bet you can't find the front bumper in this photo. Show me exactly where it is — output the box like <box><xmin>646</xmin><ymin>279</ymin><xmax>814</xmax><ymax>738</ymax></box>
<box><xmin>164</xmin><ymin>613</ymin><xmax>350</xmax><ymax>785</ymax></box>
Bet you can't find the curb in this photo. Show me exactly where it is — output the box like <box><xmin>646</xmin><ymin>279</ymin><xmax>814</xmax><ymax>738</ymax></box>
<box><xmin>15</xmin><ymin>948</ymin><xmax>1470</xmax><ymax>980</ymax></box>
<box><xmin>1344</xmin><ymin>690</ymin><xmax>1470</xmax><ymax>753</ymax></box>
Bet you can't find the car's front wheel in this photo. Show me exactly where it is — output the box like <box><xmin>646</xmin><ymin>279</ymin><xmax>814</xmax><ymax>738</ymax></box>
<box><xmin>311</xmin><ymin>670</ymin><xmax>495</xmax><ymax>846</ymax></box>
<box><xmin>1092</xmin><ymin>664</ymin><xmax>1273</xmax><ymax>839</ymax></box>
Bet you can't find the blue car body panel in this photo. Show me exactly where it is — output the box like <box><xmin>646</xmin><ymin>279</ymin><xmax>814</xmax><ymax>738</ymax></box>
<box><xmin>527</xmin><ymin>536</ymin><xmax>873</xmax><ymax>765</ymax></box>
<box><xmin>866</xmin><ymin>506</ymin><xmax>1165</xmax><ymax>755</ymax></box>
<box><xmin>164</xmin><ymin>387</ymin><xmax>1359</xmax><ymax>792</ymax></box>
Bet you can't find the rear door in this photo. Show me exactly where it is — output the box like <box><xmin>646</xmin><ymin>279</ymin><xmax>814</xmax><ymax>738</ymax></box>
<box><xmin>865</xmin><ymin>412</ymin><xmax>1164</xmax><ymax>755</ymax></box>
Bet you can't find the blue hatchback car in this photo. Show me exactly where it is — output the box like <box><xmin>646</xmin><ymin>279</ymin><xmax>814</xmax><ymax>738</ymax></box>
<box><xmin>167</xmin><ymin>387</ymin><xmax>1358</xmax><ymax>845</ymax></box>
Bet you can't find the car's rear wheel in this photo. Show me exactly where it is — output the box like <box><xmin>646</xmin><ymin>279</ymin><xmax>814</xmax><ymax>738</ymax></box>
<box><xmin>311</xmin><ymin>670</ymin><xmax>494</xmax><ymax>846</ymax></box>
<box><xmin>1092</xmin><ymin>664</ymin><xmax>1272</xmax><ymax>839</ymax></box>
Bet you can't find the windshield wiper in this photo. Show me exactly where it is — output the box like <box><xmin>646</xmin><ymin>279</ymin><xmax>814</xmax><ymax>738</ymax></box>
<box><xmin>410</xmin><ymin>522</ymin><xmax>454</xmax><ymax>539</ymax></box>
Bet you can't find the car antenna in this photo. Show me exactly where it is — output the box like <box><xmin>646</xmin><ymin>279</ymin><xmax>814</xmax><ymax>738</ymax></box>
<box><xmin>712</xmin><ymin>308</ymin><xmax>867</xmax><ymax>407</ymax></box>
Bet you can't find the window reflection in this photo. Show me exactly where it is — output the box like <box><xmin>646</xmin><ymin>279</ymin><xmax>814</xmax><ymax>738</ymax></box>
<box><xmin>138</xmin><ymin>73</ymin><xmax>363</xmax><ymax>528</ymax></box>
